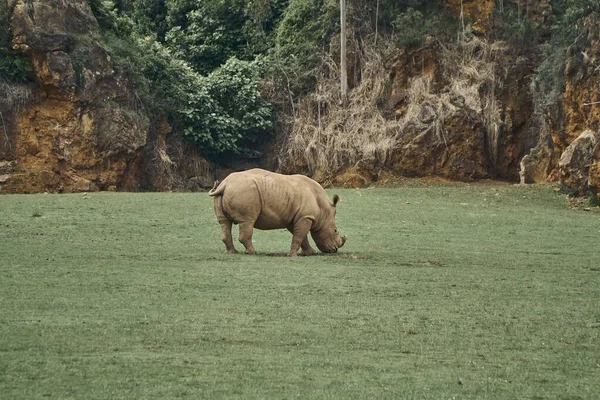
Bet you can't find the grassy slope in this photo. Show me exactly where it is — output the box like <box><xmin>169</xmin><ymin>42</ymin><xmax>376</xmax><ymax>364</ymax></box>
<box><xmin>0</xmin><ymin>185</ymin><xmax>599</xmax><ymax>399</ymax></box>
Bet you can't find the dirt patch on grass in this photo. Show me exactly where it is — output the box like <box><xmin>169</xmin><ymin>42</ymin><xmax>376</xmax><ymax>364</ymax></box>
<box><xmin>372</xmin><ymin>172</ymin><xmax>514</xmax><ymax>187</ymax></box>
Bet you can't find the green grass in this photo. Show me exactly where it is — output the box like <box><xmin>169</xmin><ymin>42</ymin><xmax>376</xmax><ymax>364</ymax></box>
<box><xmin>0</xmin><ymin>184</ymin><xmax>599</xmax><ymax>399</ymax></box>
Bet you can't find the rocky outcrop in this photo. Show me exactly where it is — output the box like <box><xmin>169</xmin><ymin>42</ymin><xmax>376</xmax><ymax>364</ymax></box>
<box><xmin>2</xmin><ymin>0</ymin><xmax>599</xmax><ymax>194</ymax></box>
<box><xmin>559</xmin><ymin>130</ymin><xmax>598</xmax><ymax>196</ymax></box>
<box><xmin>520</xmin><ymin>12</ymin><xmax>600</xmax><ymax>199</ymax></box>
<box><xmin>0</xmin><ymin>0</ymin><xmax>213</xmax><ymax>193</ymax></box>
<box><xmin>382</xmin><ymin>34</ymin><xmax>537</xmax><ymax>182</ymax></box>
<box><xmin>519</xmin><ymin>125</ymin><xmax>557</xmax><ymax>184</ymax></box>
<box><xmin>390</xmin><ymin>109</ymin><xmax>489</xmax><ymax>180</ymax></box>
<box><xmin>589</xmin><ymin>144</ymin><xmax>600</xmax><ymax>204</ymax></box>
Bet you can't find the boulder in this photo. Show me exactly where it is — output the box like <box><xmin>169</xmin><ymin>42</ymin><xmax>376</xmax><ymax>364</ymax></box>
<box><xmin>519</xmin><ymin>127</ymin><xmax>557</xmax><ymax>184</ymax></box>
<box><xmin>333</xmin><ymin>166</ymin><xmax>374</xmax><ymax>188</ymax></box>
<box><xmin>587</xmin><ymin>142</ymin><xmax>600</xmax><ymax>204</ymax></box>
<box><xmin>559</xmin><ymin>130</ymin><xmax>598</xmax><ymax>196</ymax></box>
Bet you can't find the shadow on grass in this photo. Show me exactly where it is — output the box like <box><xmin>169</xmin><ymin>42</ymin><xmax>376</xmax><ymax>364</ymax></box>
<box><xmin>255</xmin><ymin>252</ymin><xmax>364</xmax><ymax>259</ymax></box>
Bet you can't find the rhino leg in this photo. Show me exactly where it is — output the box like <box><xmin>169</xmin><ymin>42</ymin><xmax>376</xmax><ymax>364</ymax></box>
<box><xmin>238</xmin><ymin>222</ymin><xmax>257</xmax><ymax>254</ymax></box>
<box><xmin>299</xmin><ymin>237</ymin><xmax>316</xmax><ymax>256</ymax></box>
<box><xmin>220</xmin><ymin>220</ymin><xmax>238</xmax><ymax>254</ymax></box>
<box><xmin>287</xmin><ymin>226</ymin><xmax>316</xmax><ymax>256</ymax></box>
<box><xmin>289</xmin><ymin>218</ymin><xmax>313</xmax><ymax>257</ymax></box>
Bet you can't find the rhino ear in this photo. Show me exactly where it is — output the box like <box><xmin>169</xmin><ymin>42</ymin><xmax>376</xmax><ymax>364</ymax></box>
<box><xmin>332</xmin><ymin>194</ymin><xmax>340</xmax><ymax>206</ymax></box>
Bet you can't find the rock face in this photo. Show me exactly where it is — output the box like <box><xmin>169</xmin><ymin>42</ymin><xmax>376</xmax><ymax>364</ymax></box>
<box><xmin>0</xmin><ymin>0</ymin><xmax>213</xmax><ymax>193</ymax></box>
<box><xmin>382</xmin><ymin>0</ymin><xmax>600</xmax><ymax>195</ymax></box>
<box><xmin>2</xmin><ymin>0</ymin><xmax>600</xmax><ymax>196</ymax></box>
<box><xmin>559</xmin><ymin>130</ymin><xmax>598</xmax><ymax>196</ymax></box>
<box><xmin>589</xmin><ymin>144</ymin><xmax>600</xmax><ymax>204</ymax></box>
<box><xmin>519</xmin><ymin>12</ymin><xmax>600</xmax><ymax>200</ymax></box>
<box><xmin>375</xmin><ymin>33</ymin><xmax>536</xmax><ymax>182</ymax></box>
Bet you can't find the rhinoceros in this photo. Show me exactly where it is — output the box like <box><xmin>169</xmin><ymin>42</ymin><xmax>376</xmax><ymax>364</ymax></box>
<box><xmin>208</xmin><ymin>168</ymin><xmax>347</xmax><ymax>256</ymax></box>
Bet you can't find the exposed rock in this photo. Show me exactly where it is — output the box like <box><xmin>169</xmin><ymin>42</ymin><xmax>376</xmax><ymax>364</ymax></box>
<box><xmin>10</xmin><ymin>0</ymin><xmax>98</xmax><ymax>54</ymax></box>
<box><xmin>519</xmin><ymin>124</ymin><xmax>557</xmax><ymax>184</ymax></box>
<box><xmin>131</xmin><ymin>122</ymin><xmax>214</xmax><ymax>192</ymax></box>
<box><xmin>1</xmin><ymin>0</ymin><xmax>214</xmax><ymax>193</ymax></box>
<box><xmin>383</xmin><ymin>44</ymin><xmax>438</xmax><ymax>115</ymax></box>
<box><xmin>561</xmin><ymin>20</ymin><xmax>600</xmax><ymax>143</ymax></box>
<box><xmin>588</xmin><ymin>143</ymin><xmax>600</xmax><ymax>204</ymax></box>
<box><xmin>333</xmin><ymin>166</ymin><xmax>375</xmax><ymax>188</ymax></box>
<box><xmin>445</xmin><ymin>0</ymin><xmax>496</xmax><ymax>35</ymax></box>
<box><xmin>545</xmin><ymin>16</ymin><xmax>600</xmax><ymax>197</ymax></box>
<box><xmin>3</xmin><ymin>0</ymin><xmax>598</xmax><ymax>191</ymax></box>
<box><xmin>559</xmin><ymin>130</ymin><xmax>598</xmax><ymax>196</ymax></box>
<box><xmin>390</xmin><ymin>109</ymin><xmax>489</xmax><ymax>181</ymax></box>
<box><xmin>94</xmin><ymin>106</ymin><xmax>148</xmax><ymax>157</ymax></box>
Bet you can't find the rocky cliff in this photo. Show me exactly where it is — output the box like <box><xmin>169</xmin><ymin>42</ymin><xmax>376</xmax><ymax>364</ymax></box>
<box><xmin>321</xmin><ymin>0</ymin><xmax>600</xmax><ymax>201</ymax></box>
<box><xmin>1</xmin><ymin>0</ymin><xmax>600</xmax><ymax>201</ymax></box>
<box><xmin>0</xmin><ymin>0</ymin><xmax>213</xmax><ymax>193</ymax></box>
<box><xmin>518</xmin><ymin>1</ymin><xmax>600</xmax><ymax>200</ymax></box>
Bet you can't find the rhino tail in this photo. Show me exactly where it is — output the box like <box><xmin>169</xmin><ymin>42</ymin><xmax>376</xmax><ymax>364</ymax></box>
<box><xmin>208</xmin><ymin>180</ymin><xmax>225</xmax><ymax>196</ymax></box>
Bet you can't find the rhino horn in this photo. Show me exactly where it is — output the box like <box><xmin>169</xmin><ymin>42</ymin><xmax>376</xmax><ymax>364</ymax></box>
<box><xmin>340</xmin><ymin>235</ymin><xmax>347</xmax><ymax>247</ymax></box>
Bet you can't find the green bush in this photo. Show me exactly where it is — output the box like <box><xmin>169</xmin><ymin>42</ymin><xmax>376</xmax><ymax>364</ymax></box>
<box><xmin>531</xmin><ymin>0</ymin><xmax>600</xmax><ymax>109</ymax></box>
<box><xmin>392</xmin><ymin>8</ymin><xmax>430</xmax><ymax>48</ymax></box>
<box><xmin>181</xmin><ymin>57</ymin><xmax>274</xmax><ymax>159</ymax></box>
<box><xmin>272</xmin><ymin>0</ymin><xmax>338</xmax><ymax>95</ymax></box>
<box><xmin>102</xmin><ymin>33</ymin><xmax>273</xmax><ymax>160</ymax></box>
<box><xmin>0</xmin><ymin>2</ymin><xmax>32</xmax><ymax>82</ymax></box>
<box><xmin>164</xmin><ymin>0</ymin><xmax>287</xmax><ymax>75</ymax></box>
<box><xmin>87</xmin><ymin>1</ymin><xmax>275</xmax><ymax>161</ymax></box>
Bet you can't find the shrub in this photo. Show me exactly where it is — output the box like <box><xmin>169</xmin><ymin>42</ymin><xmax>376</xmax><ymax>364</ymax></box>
<box><xmin>164</xmin><ymin>0</ymin><xmax>288</xmax><ymax>75</ymax></box>
<box><xmin>531</xmin><ymin>0</ymin><xmax>600</xmax><ymax>109</ymax></box>
<box><xmin>273</xmin><ymin>0</ymin><xmax>338</xmax><ymax>96</ymax></box>
<box><xmin>0</xmin><ymin>1</ymin><xmax>32</xmax><ymax>82</ymax></box>
<box><xmin>392</xmin><ymin>8</ymin><xmax>430</xmax><ymax>48</ymax></box>
<box><xmin>88</xmin><ymin>1</ymin><xmax>275</xmax><ymax>161</ymax></box>
<box><xmin>181</xmin><ymin>57</ymin><xmax>274</xmax><ymax>160</ymax></box>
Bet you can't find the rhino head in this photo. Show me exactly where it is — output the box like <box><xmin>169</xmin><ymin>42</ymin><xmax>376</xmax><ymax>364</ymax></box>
<box><xmin>311</xmin><ymin>194</ymin><xmax>347</xmax><ymax>253</ymax></box>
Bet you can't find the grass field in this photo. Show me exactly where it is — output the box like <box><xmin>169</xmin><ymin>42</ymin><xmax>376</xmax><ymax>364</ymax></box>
<box><xmin>0</xmin><ymin>183</ymin><xmax>599</xmax><ymax>399</ymax></box>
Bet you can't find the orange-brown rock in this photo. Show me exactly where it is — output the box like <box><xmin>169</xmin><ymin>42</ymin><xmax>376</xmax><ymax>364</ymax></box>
<box><xmin>333</xmin><ymin>165</ymin><xmax>375</xmax><ymax>188</ymax></box>
<box><xmin>390</xmin><ymin>109</ymin><xmax>489</xmax><ymax>181</ymax></box>
<box><xmin>522</xmin><ymin>14</ymin><xmax>600</xmax><ymax>195</ymax></box>
<box><xmin>0</xmin><ymin>0</ymin><xmax>214</xmax><ymax>193</ymax></box>
<box><xmin>560</xmin><ymin>21</ymin><xmax>600</xmax><ymax>143</ymax></box>
<box><xmin>588</xmin><ymin>143</ymin><xmax>600</xmax><ymax>203</ymax></box>
<box><xmin>559</xmin><ymin>130</ymin><xmax>598</xmax><ymax>196</ymax></box>
<box><xmin>445</xmin><ymin>0</ymin><xmax>496</xmax><ymax>35</ymax></box>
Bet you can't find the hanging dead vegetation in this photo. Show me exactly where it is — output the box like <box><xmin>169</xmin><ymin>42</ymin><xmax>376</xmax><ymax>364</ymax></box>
<box><xmin>275</xmin><ymin>40</ymin><xmax>399</xmax><ymax>176</ymax></box>
<box><xmin>275</xmin><ymin>36</ymin><xmax>504</xmax><ymax>179</ymax></box>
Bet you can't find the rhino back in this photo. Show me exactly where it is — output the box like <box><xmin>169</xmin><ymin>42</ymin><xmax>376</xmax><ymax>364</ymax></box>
<box><xmin>218</xmin><ymin>169</ymin><xmax>327</xmax><ymax>230</ymax></box>
<box><xmin>252</xmin><ymin>172</ymin><xmax>322</xmax><ymax>229</ymax></box>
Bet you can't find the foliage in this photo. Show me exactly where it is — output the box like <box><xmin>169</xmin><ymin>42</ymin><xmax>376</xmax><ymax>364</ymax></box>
<box><xmin>0</xmin><ymin>1</ymin><xmax>32</xmax><ymax>82</ymax></box>
<box><xmin>272</xmin><ymin>0</ymin><xmax>338</xmax><ymax>96</ymax></box>
<box><xmin>490</xmin><ymin>4</ymin><xmax>538</xmax><ymax>53</ymax></box>
<box><xmin>87</xmin><ymin>0</ymin><xmax>274</xmax><ymax>161</ymax></box>
<box><xmin>104</xmin><ymin>34</ymin><xmax>273</xmax><ymax>159</ymax></box>
<box><xmin>164</xmin><ymin>0</ymin><xmax>287</xmax><ymax>75</ymax></box>
<box><xmin>391</xmin><ymin>7</ymin><xmax>431</xmax><ymax>48</ymax></box>
<box><xmin>164</xmin><ymin>0</ymin><xmax>247</xmax><ymax>74</ymax></box>
<box><xmin>531</xmin><ymin>0</ymin><xmax>600</xmax><ymax>109</ymax></box>
<box><xmin>88</xmin><ymin>0</ymin><xmax>134</xmax><ymax>35</ymax></box>
<box><xmin>114</xmin><ymin>0</ymin><xmax>169</xmax><ymax>39</ymax></box>
<box><xmin>349</xmin><ymin>0</ymin><xmax>447</xmax><ymax>37</ymax></box>
<box><xmin>181</xmin><ymin>57</ymin><xmax>274</xmax><ymax>159</ymax></box>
